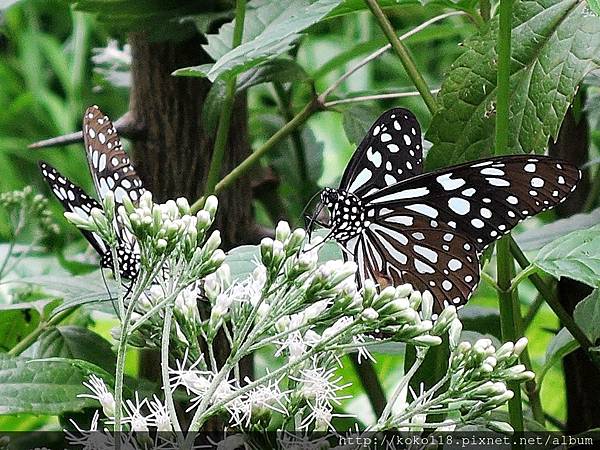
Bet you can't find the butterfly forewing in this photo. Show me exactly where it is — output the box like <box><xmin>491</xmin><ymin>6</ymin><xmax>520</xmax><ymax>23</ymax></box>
<box><xmin>83</xmin><ymin>105</ymin><xmax>145</xmax><ymax>206</ymax></box>
<box><xmin>363</xmin><ymin>155</ymin><xmax>580</xmax><ymax>252</ymax></box>
<box><xmin>339</xmin><ymin>108</ymin><xmax>423</xmax><ymax>197</ymax></box>
<box><xmin>39</xmin><ymin>162</ymin><xmax>107</xmax><ymax>256</ymax></box>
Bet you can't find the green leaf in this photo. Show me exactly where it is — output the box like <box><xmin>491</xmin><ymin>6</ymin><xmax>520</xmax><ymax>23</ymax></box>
<box><xmin>589</xmin><ymin>0</ymin><xmax>600</xmax><ymax>16</ymax></box>
<box><xmin>326</xmin><ymin>0</ymin><xmax>418</xmax><ymax>18</ymax></box>
<box><xmin>538</xmin><ymin>327</ymin><xmax>578</xmax><ymax>385</ymax></box>
<box><xmin>425</xmin><ymin>0</ymin><xmax>600</xmax><ymax>170</ymax></box>
<box><xmin>20</xmin><ymin>273</ymin><xmax>118</xmax><ymax>315</ymax></box>
<box><xmin>573</xmin><ymin>288</ymin><xmax>600</xmax><ymax>343</ymax></box>
<box><xmin>534</xmin><ymin>224</ymin><xmax>600</xmax><ymax>287</ymax></box>
<box><xmin>23</xmin><ymin>326</ymin><xmax>116</xmax><ymax>373</ymax></box>
<box><xmin>0</xmin><ymin>355</ymin><xmax>110</xmax><ymax>415</ymax></box>
<box><xmin>342</xmin><ymin>105</ymin><xmax>378</xmax><ymax>146</ymax></box>
<box><xmin>175</xmin><ymin>0</ymin><xmax>344</xmax><ymax>81</ymax></box>
<box><xmin>236</xmin><ymin>58</ymin><xmax>310</xmax><ymax>91</ymax></box>
<box><xmin>515</xmin><ymin>206</ymin><xmax>600</xmax><ymax>251</ymax></box>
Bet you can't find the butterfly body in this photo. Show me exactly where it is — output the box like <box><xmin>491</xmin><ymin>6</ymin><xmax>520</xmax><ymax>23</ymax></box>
<box><xmin>312</xmin><ymin>108</ymin><xmax>580</xmax><ymax>315</ymax></box>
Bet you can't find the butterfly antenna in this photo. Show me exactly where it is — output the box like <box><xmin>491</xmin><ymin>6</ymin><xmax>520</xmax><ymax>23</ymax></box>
<box><xmin>301</xmin><ymin>190</ymin><xmax>324</xmax><ymax>235</ymax></box>
<box><xmin>100</xmin><ymin>267</ymin><xmax>121</xmax><ymax>318</ymax></box>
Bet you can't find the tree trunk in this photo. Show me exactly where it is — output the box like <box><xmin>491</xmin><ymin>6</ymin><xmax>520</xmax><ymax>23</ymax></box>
<box><xmin>128</xmin><ymin>32</ymin><xmax>254</xmax><ymax>386</ymax></box>
<box><xmin>549</xmin><ymin>106</ymin><xmax>600</xmax><ymax>433</ymax></box>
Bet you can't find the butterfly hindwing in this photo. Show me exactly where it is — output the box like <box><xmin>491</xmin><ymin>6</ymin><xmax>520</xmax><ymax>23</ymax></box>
<box><xmin>363</xmin><ymin>155</ymin><xmax>580</xmax><ymax>252</ymax></box>
<box><xmin>339</xmin><ymin>108</ymin><xmax>423</xmax><ymax>197</ymax></box>
<box><xmin>39</xmin><ymin>161</ymin><xmax>107</xmax><ymax>256</ymax></box>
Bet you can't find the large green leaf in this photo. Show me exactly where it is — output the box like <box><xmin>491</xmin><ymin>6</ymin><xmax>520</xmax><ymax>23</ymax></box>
<box><xmin>174</xmin><ymin>0</ymin><xmax>344</xmax><ymax>81</ymax></box>
<box><xmin>0</xmin><ymin>355</ymin><xmax>109</xmax><ymax>415</ymax></box>
<box><xmin>534</xmin><ymin>224</ymin><xmax>600</xmax><ymax>287</ymax></box>
<box><xmin>573</xmin><ymin>288</ymin><xmax>600</xmax><ymax>343</ymax></box>
<box><xmin>342</xmin><ymin>105</ymin><xmax>379</xmax><ymax>146</ymax></box>
<box><xmin>23</xmin><ymin>326</ymin><xmax>116</xmax><ymax>373</ymax></box>
<box><xmin>425</xmin><ymin>0</ymin><xmax>600</xmax><ymax>170</ymax></box>
<box><xmin>538</xmin><ymin>327</ymin><xmax>578</xmax><ymax>385</ymax></box>
<box><xmin>20</xmin><ymin>273</ymin><xmax>118</xmax><ymax>315</ymax></box>
<box><xmin>515</xmin><ymin>206</ymin><xmax>600</xmax><ymax>251</ymax></box>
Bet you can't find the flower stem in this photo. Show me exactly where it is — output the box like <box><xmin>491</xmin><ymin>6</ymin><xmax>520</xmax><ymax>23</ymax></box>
<box><xmin>494</xmin><ymin>0</ymin><xmax>524</xmax><ymax>435</ymax></box>
<box><xmin>204</xmin><ymin>0</ymin><xmax>247</xmax><ymax>195</ymax></box>
<box><xmin>190</xmin><ymin>98</ymin><xmax>319</xmax><ymax>214</ymax></box>
<box><xmin>364</xmin><ymin>0</ymin><xmax>438</xmax><ymax>114</ymax></box>
<box><xmin>8</xmin><ymin>307</ymin><xmax>74</xmax><ymax>356</ymax></box>
<box><xmin>161</xmin><ymin>307</ymin><xmax>182</xmax><ymax>435</ymax></box>
<box><xmin>379</xmin><ymin>353</ymin><xmax>426</xmax><ymax>424</ymax></box>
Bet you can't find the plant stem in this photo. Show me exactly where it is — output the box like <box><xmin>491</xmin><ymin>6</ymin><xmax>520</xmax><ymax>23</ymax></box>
<box><xmin>190</xmin><ymin>99</ymin><xmax>319</xmax><ymax>214</ymax></box>
<box><xmin>320</xmin><ymin>11</ymin><xmax>464</xmax><ymax>102</ymax></box>
<box><xmin>8</xmin><ymin>308</ymin><xmax>75</xmax><ymax>356</ymax></box>
<box><xmin>204</xmin><ymin>0</ymin><xmax>246</xmax><ymax>195</ymax></box>
<box><xmin>161</xmin><ymin>307</ymin><xmax>182</xmax><ymax>435</ymax></box>
<box><xmin>509</xmin><ymin>237</ymin><xmax>593</xmax><ymax>351</ymax></box>
<box><xmin>324</xmin><ymin>89</ymin><xmax>440</xmax><ymax>108</ymax></box>
<box><xmin>509</xmin><ymin>264</ymin><xmax>538</xmax><ymax>292</ymax></box>
<box><xmin>349</xmin><ymin>355</ymin><xmax>386</xmax><ymax>417</ymax></box>
<box><xmin>495</xmin><ymin>0</ymin><xmax>524</xmax><ymax>436</ymax></box>
<box><xmin>379</xmin><ymin>353</ymin><xmax>426</xmax><ymax>424</ymax></box>
<box><xmin>364</xmin><ymin>0</ymin><xmax>438</xmax><ymax>114</ymax></box>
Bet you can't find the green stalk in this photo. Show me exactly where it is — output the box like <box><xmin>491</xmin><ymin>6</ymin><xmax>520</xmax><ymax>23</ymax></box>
<box><xmin>480</xmin><ymin>0</ymin><xmax>491</xmax><ymax>22</ymax></box>
<box><xmin>495</xmin><ymin>0</ymin><xmax>524</xmax><ymax>435</ymax></box>
<box><xmin>8</xmin><ymin>308</ymin><xmax>74</xmax><ymax>356</ymax></box>
<box><xmin>204</xmin><ymin>0</ymin><xmax>247</xmax><ymax>195</ymax></box>
<box><xmin>190</xmin><ymin>99</ymin><xmax>319</xmax><ymax>214</ymax></box>
<box><xmin>364</xmin><ymin>0</ymin><xmax>438</xmax><ymax>114</ymax></box>
<box><xmin>509</xmin><ymin>237</ymin><xmax>594</xmax><ymax>351</ymax></box>
<box><xmin>161</xmin><ymin>307</ymin><xmax>183</xmax><ymax>436</ymax></box>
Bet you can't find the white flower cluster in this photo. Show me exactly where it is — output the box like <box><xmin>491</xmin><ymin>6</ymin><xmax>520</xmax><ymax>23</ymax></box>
<box><xmin>77</xmin><ymin>375</ymin><xmax>172</xmax><ymax>432</ymax></box>
<box><xmin>449</xmin><ymin>337</ymin><xmax>534</xmax><ymax>420</ymax></box>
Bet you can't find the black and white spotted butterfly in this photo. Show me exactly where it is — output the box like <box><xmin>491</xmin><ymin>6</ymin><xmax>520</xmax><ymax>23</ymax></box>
<box><xmin>40</xmin><ymin>105</ymin><xmax>145</xmax><ymax>280</ymax></box>
<box><xmin>309</xmin><ymin>108</ymin><xmax>580</xmax><ymax>317</ymax></box>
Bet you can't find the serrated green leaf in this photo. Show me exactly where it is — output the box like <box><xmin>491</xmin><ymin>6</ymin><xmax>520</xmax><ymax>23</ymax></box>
<box><xmin>236</xmin><ymin>58</ymin><xmax>310</xmax><ymax>91</ymax></box>
<box><xmin>342</xmin><ymin>105</ymin><xmax>378</xmax><ymax>146</ymax></box>
<box><xmin>0</xmin><ymin>355</ymin><xmax>110</xmax><ymax>415</ymax></box>
<box><xmin>23</xmin><ymin>326</ymin><xmax>116</xmax><ymax>373</ymax></box>
<box><xmin>515</xmin><ymin>206</ymin><xmax>600</xmax><ymax>251</ymax></box>
<box><xmin>176</xmin><ymin>0</ymin><xmax>344</xmax><ymax>81</ymax></box>
<box><xmin>573</xmin><ymin>288</ymin><xmax>600</xmax><ymax>342</ymax></box>
<box><xmin>538</xmin><ymin>327</ymin><xmax>578</xmax><ymax>385</ymax></box>
<box><xmin>425</xmin><ymin>0</ymin><xmax>600</xmax><ymax>170</ymax></box>
<box><xmin>534</xmin><ymin>224</ymin><xmax>600</xmax><ymax>287</ymax></box>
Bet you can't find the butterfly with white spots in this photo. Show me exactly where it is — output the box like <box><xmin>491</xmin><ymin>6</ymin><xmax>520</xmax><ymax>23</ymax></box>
<box><xmin>312</xmin><ymin>108</ymin><xmax>580</xmax><ymax>317</ymax></box>
<box><xmin>40</xmin><ymin>106</ymin><xmax>144</xmax><ymax>280</ymax></box>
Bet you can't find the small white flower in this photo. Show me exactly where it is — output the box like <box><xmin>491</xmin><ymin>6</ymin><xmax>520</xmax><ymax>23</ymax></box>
<box><xmin>78</xmin><ymin>375</ymin><xmax>116</xmax><ymax>418</ymax></box>
<box><xmin>322</xmin><ymin>316</ymin><xmax>353</xmax><ymax>340</ymax></box>
<box><xmin>148</xmin><ymin>395</ymin><xmax>172</xmax><ymax>432</ymax></box>
<box><xmin>121</xmin><ymin>392</ymin><xmax>150</xmax><ymax>432</ymax></box>
<box><xmin>353</xmin><ymin>334</ymin><xmax>376</xmax><ymax>364</ymax></box>
<box><xmin>227</xmin><ymin>378</ymin><xmax>289</xmax><ymax>427</ymax></box>
<box><xmin>291</xmin><ymin>365</ymin><xmax>351</xmax><ymax>409</ymax></box>
<box><xmin>169</xmin><ymin>349</ymin><xmax>212</xmax><ymax>396</ymax></box>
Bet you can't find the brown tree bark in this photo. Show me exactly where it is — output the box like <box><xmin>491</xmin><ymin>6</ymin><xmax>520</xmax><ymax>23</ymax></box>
<box><xmin>549</xmin><ymin>106</ymin><xmax>600</xmax><ymax>434</ymax></box>
<box><xmin>127</xmin><ymin>32</ymin><xmax>254</xmax><ymax>389</ymax></box>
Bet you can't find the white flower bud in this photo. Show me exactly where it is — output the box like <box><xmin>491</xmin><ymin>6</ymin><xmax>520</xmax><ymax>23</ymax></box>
<box><xmin>449</xmin><ymin>319</ymin><xmax>463</xmax><ymax>349</ymax></box>
<box><xmin>275</xmin><ymin>221</ymin><xmax>291</xmax><ymax>243</ymax></box>
<box><xmin>204</xmin><ymin>195</ymin><xmax>218</xmax><ymax>218</ymax></box>
<box><xmin>484</xmin><ymin>356</ymin><xmax>497</xmax><ymax>368</ymax></box>
<box><xmin>156</xmin><ymin>238</ymin><xmax>168</xmax><ymax>251</ymax></box>
<box><xmin>64</xmin><ymin>212</ymin><xmax>94</xmax><ymax>230</ymax></box>
<box><xmin>204</xmin><ymin>230</ymin><xmax>222</xmax><ymax>254</ymax></box>
<box><xmin>304</xmin><ymin>300</ymin><xmax>330</xmax><ymax>321</ymax></box>
<box><xmin>210</xmin><ymin>249</ymin><xmax>226</xmax><ymax>267</ymax></box>
<box><xmin>395</xmin><ymin>283</ymin><xmax>413</xmax><ymax>298</ymax></box>
<box><xmin>275</xmin><ymin>316</ymin><xmax>290</xmax><ymax>333</ymax></box>
<box><xmin>421</xmin><ymin>290</ymin><xmax>433</xmax><ymax>320</ymax></box>
<box><xmin>411</xmin><ymin>335</ymin><xmax>442</xmax><ymax>346</ymax></box>
<box><xmin>176</xmin><ymin>197</ymin><xmax>190</xmax><ymax>215</ymax></box>
<box><xmin>409</xmin><ymin>290</ymin><xmax>422</xmax><ymax>310</ymax></box>
<box><xmin>257</xmin><ymin>302</ymin><xmax>271</xmax><ymax>320</ymax></box>
<box><xmin>513</xmin><ymin>337</ymin><xmax>528</xmax><ymax>357</ymax></box>
<box><xmin>361</xmin><ymin>307</ymin><xmax>379</xmax><ymax>321</ymax></box>
<box><xmin>495</xmin><ymin>342</ymin><xmax>515</xmax><ymax>361</ymax></box>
